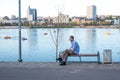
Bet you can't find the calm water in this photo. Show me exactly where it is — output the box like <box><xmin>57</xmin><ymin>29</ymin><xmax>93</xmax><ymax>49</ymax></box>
<box><xmin>0</xmin><ymin>28</ymin><xmax>120</xmax><ymax>62</ymax></box>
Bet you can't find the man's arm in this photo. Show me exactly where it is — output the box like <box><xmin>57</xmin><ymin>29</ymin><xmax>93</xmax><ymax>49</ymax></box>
<box><xmin>70</xmin><ymin>41</ymin><xmax>75</xmax><ymax>51</ymax></box>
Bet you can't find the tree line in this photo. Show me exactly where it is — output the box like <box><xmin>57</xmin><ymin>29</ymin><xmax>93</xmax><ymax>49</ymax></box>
<box><xmin>0</xmin><ymin>21</ymin><xmax>114</xmax><ymax>27</ymax></box>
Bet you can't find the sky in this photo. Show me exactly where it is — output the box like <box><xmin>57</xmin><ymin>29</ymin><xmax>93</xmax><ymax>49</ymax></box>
<box><xmin>0</xmin><ymin>0</ymin><xmax>120</xmax><ymax>18</ymax></box>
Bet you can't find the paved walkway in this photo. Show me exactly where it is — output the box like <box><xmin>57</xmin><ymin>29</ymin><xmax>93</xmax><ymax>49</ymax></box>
<box><xmin>0</xmin><ymin>62</ymin><xmax>120</xmax><ymax>80</ymax></box>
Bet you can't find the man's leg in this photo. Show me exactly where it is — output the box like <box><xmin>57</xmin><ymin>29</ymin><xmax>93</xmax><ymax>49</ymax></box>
<box><xmin>59</xmin><ymin>50</ymin><xmax>67</xmax><ymax>59</ymax></box>
<box><xmin>57</xmin><ymin>49</ymin><xmax>75</xmax><ymax>65</ymax></box>
<box><xmin>56</xmin><ymin>51</ymin><xmax>65</xmax><ymax>63</ymax></box>
<box><xmin>63</xmin><ymin>49</ymin><xmax>74</xmax><ymax>62</ymax></box>
<box><xmin>57</xmin><ymin>49</ymin><xmax>69</xmax><ymax>65</ymax></box>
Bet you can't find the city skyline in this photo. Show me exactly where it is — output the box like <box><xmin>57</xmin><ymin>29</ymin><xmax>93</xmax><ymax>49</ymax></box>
<box><xmin>0</xmin><ymin>0</ymin><xmax>120</xmax><ymax>18</ymax></box>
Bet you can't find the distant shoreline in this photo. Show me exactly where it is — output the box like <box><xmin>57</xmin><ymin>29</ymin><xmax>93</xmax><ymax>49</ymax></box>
<box><xmin>0</xmin><ymin>26</ymin><xmax>119</xmax><ymax>29</ymax></box>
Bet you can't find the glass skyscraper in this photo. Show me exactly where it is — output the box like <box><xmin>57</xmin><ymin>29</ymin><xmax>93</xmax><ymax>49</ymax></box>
<box><xmin>27</xmin><ymin>6</ymin><xmax>37</xmax><ymax>21</ymax></box>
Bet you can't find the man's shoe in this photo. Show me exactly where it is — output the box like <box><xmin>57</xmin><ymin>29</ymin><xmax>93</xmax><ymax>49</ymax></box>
<box><xmin>56</xmin><ymin>58</ymin><xmax>64</xmax><ymax>63</ymax></box>
<box><xmin>60</xmin><ymin>62</ymin><xmax>66</xmax><ymax>66</ymax></box>
<box><xmin>56</xmin><ymin>58</ymin><xmax>61</xmax><ymax>60</ymax></box>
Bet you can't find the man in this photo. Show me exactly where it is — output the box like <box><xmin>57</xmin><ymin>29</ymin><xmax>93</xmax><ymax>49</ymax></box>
<box><xmin>57</xmin><ymin>36</ymin><xmax>80</xmax><ymax>66</ymax></box>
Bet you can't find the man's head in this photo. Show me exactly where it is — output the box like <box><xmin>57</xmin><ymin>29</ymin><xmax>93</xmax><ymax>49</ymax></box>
<box><xmin>69</xmin><ymin>36</ymin><xmax>74</xmax><ymax>42</ymax></box>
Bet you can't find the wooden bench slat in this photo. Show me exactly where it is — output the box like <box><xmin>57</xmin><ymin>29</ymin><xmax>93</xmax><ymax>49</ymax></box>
<box><xmin>68</xmin><ymin>51</ymin><xmax>100</xmax><ymax>64</ymax></box>
<box><xmin>69</xmin><ymin>54</ymin><xmax>98</xmax><ymax>56</ymax></box>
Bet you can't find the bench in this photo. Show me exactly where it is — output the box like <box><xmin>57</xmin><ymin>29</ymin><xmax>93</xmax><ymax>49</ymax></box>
<box><xmin>68</xmin><ymin>51</ymin><xmax>100</xmax><ymax>64</ymax></box>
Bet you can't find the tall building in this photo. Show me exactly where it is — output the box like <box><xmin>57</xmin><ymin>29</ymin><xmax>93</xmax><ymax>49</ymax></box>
<box><xmin>87</xmin><ymin>5</ymin><xmax>97</xmax><ymax>21</ymax></box>
<box><xmin>27</xmin><ymin>6</ymin><xmax>37</xmax><ymax>21</ymax></box>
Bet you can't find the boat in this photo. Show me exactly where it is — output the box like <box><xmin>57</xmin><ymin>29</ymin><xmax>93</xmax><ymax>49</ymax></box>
<box><xmin>44</xmin><ymin>33</ymin><xmax>48</xmax><ymax>35</ymax></box>
<box><xmin>105</xmin><ymin>32</ymin><xmax>111</xmax><ymax>35</ymax></box>
<box><xmin>4</xmin><ymin>36</ymin><xmax>12</xmax><ymax>39</ymax></box>
<box><xmin>22</xmin><ymin>37</ymin><xmax>27</xmax><ymax>40</ymax></box>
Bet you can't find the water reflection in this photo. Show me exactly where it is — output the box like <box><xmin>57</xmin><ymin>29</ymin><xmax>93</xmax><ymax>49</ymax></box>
<box><xmin>27</xmin><ymin>28</ymin><xmax>38</xmax><ymax>47</ymax></box>
<box><xmin>86</xmin><ymin>29</ymin><xmax>96</xmax><ymax>52</ymax></box>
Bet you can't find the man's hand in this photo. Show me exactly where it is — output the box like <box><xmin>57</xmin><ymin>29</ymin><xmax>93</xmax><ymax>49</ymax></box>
<box><xmin>70</xmin><ymin>48</ymin><xmax>74</xmax><ymax>51</ymax></box>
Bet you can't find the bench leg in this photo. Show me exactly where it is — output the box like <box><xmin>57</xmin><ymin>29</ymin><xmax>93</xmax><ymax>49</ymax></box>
<box><xmin>97</xmin><ymin>51</ymin><xmax>100</xmax><ymax>64</ymax></box>
<box><xmin>79</xmin><ymin>56</ymin><xmax>81</xmax><ymax>62</ymax></box>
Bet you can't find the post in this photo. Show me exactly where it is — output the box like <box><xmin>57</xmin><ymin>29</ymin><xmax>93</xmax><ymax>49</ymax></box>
<box><xmin>18</xmin><ymin>0</ymin><xmax>23</xmax><ymax>62</ymax></box>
